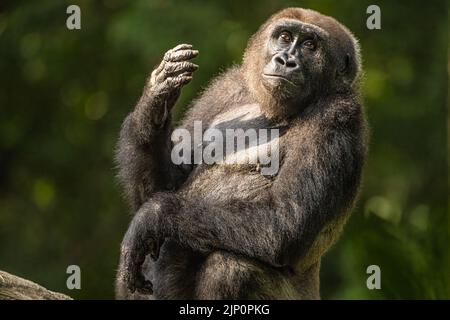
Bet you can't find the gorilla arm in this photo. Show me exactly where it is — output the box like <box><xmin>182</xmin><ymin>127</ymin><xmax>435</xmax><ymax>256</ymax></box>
<box><xmin>115</xmin><ymin>44</ymin><xmax>198</xmax><ymax>210</ymax></box>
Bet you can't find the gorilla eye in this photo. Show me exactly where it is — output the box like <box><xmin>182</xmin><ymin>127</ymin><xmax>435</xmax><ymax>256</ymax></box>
<box><xmin>279</xmin><ymin>31</ymin><xmax>292</xmax><ymax>43</ymax></box>
<box><xmin>302</xmin><ymin>39</ymin><xmax>316</xmax><ymax>50</ymax></box>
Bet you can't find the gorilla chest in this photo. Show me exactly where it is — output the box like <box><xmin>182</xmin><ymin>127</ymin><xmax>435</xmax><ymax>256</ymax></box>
<box><xmin>206</xmin><ymin>103</ymin><xmax>280</xmax><ymax>171</ymax></box>
<box><xmin>181</xmin><ymin>103</ymin><xmax>282</xmax><ymax>201</ymax></box>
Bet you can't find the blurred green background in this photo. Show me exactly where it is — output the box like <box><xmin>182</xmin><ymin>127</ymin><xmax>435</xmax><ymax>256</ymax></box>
<box><xmin>0</xmin><ymin>0</ymin><xmax>448</xmax><ymax>299</ymax></box>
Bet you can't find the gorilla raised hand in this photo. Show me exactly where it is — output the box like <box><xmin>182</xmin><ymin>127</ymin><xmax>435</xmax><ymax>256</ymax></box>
<box><xmin>116</xmin><ymin>8</ymin><xmax>367</xmax><ymax>299</ymax></box>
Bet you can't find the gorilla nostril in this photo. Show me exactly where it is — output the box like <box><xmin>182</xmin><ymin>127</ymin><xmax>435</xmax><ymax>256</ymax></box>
<box><xmin>286</xmin><ymin>60</ymin><xmax>297</xmax><ymax>68</ymax></box>
<box><xmin>274</xmin><ymin>56</ymin><xmax>286</xmax><ymax>66</ymax></box>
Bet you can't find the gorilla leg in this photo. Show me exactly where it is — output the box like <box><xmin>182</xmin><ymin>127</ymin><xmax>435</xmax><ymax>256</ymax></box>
<box><xmin>195</xmin><ymin>251</ymin><xmax>299</xmax><ymax>299</ymax></box>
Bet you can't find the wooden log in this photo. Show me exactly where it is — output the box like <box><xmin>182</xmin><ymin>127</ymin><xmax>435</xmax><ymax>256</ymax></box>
<box><xmin>0</xmin><ymin>270</ymin><xmax>72</xmax><ymax>300</ymax></box>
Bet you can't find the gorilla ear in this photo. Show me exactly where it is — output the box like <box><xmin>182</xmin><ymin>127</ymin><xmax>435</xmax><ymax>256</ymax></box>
<box><xmin>336</xmin><ymin>53</ymin><xmax>359</xmax><ymax>89</ymax></box>
<box><xmin>337</xmin><ymin>54</ymin><xmax>351</xmax><ymax>77</ymax></box>
<box><xmin>344</xmin><ymin>54</ymin><xmax>351</xmax><ymax>73</ymax></box>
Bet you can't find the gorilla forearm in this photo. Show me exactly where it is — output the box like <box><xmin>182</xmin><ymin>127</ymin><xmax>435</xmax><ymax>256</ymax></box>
<box><xmin>164</xmin><ymin>196</ymin><xmax>296</xmax><ymax>267</ymax></box>
<box><xmin>116</xmin><ymin>44</ymin><xmax>199</xmax><ymax>209</ymax></box>
<box><xmin>116</xmin><ymin>114</ymin><xmax>174</xmax><ymax>210</ymax></box>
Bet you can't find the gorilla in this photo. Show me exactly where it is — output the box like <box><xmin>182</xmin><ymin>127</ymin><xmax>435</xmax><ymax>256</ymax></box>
<box><xmin>115</xmin><ymin>7</ymin><xmax>367</xmax><ymax>299</ymax></box>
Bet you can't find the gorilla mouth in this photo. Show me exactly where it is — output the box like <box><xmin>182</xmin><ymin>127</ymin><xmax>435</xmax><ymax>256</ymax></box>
<box><xmin>262</xmin><ymin>74</ymin><xmax>297</xmax><ymax>86</ymax></box>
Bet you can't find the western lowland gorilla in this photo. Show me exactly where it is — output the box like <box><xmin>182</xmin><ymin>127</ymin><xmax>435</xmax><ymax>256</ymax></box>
<box><xmin>115</xmin><ymin>7</ymin><xmax>367</xmax><ymax>299</ymax></box>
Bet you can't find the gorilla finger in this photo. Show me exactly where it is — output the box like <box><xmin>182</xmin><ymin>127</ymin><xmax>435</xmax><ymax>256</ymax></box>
<box><xmin>153</xmin><ymin>60</ymin><xmax>166</xmax><ymax>76</ymax></box>
<box><xmin>150</xmin><ymin>61</ymin><xmax>167</xmax><ymax>86</ymax></box>
<box><xmin>134</xmin><ymin>272</ymin><xmax>153</xmax><ymax>295</ymax></box>
<box><xmin>156</xmin><ymin>62</ymin><xmax>193</xmax><ymax>83</ymax></box>
<box><xmin>119</xmin><ymin>251</ymin><xmax>135</xmax><ymax>289</ymax></box>
<box><xmin>165</xmin><ymin>49</ymin><xmax>199</xmax><ymax>62</ymax></box>
<box><xmin>127</xmin><ymin>279</ymin><xmax>136</xmax><ymax>293</ymax></box>
<box><xmin>125</xmin><ymin>256</ymin><xmax>149</xmax><ymax>293</ymax></box>
<box><xmin>164</xmin><ymin>61</ymin><xmax>198</xmax><ymax>77</ymax></box>
<box><xmin>124</xmin><ymin>246</ymin><xmax>147</xmax><ymax>277</ymax></box>
<box><xmin>124</xmin><ymin>264</ymin><xmax>137</xmax><ymax>293</ymax></box>
<box><xmin>136</xmin><ymin>281</ymin><xmax>153</xmax><ymax>295</ymax></box>
<box><xmin>165</xmin><ymin>74</ymin><xmax>193</xmax><ymax>89</ymax></box>
<box><xmin>171</xmin><ymin>43</ymin><xmax>193</xmax><ymax>52</ymax></box>
<box><xmin>173</xmin><ymin>74</ymin><xmax>194</xmax><ymax>88</ymax></box>
<box><xmin>164</xmin><ymin>45</ymin><xmax>196</xmax><ymax>61</ymax></box>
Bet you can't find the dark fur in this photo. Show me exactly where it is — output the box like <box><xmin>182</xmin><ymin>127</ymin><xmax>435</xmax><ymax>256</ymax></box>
<box><xmin>115</xmin><ymin>8</ymin><xmax>367</xmax><ymax>299</ymax></box>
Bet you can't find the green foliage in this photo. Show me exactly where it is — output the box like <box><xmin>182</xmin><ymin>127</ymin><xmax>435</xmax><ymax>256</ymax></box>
<box><xmin>0</xmin><ymin>0</ymin><xmax>448</xmax><ymax>299</ymax></box>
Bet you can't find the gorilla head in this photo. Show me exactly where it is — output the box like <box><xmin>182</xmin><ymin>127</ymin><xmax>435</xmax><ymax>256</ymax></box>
<box><xmin>243</xmin><ymin>8</ymin><xmax>361</xmax><ymax>119</ymax></box>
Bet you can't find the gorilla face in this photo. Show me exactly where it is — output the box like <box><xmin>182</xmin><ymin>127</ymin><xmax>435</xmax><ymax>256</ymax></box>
<box><xmin>243</xmin><ymin>9</ymin><xmax>360</xmax><ymax>119</ymax></box>
<box><xmin>261</xmin><ymin>19</ymin><xmax>329</xmax><ymax>100</ymax></box>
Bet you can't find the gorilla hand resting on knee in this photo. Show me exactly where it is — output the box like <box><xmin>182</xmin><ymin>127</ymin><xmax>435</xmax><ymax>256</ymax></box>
<box><xmin>115</xmin><ymin>7</ymin><xmax>367</xmax><ymax>299</ymax></box>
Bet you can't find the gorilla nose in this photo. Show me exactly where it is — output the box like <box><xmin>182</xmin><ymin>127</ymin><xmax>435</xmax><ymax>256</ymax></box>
<box><xmin>273</xmin><ymin>53</ymin><xmax>298</xmax><ymax>69</ymax></box>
